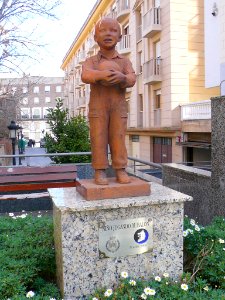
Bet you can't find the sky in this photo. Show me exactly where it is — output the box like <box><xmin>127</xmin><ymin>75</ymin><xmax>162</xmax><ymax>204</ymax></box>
<box><xmin>20</xmin><ymin>0</ymin><xmax>97</xmax><ymax>77</ymax></box>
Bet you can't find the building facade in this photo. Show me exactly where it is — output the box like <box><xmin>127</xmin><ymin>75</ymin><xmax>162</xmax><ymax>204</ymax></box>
<box><xmin>61</xmin><ymin>0</ymin><xmax>220</xmax><ymax>164</ymax></box>
<box><xmin>0</xmin><ymin>76</ymin><xmax>64</xmax><ymax>142</ymax></box>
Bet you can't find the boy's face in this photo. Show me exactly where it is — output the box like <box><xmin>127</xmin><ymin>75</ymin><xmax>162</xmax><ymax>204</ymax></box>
<box><xmin>94</xmin><ymin>18</ymin><xmax>122</xmax><ymax>50</ymax></box>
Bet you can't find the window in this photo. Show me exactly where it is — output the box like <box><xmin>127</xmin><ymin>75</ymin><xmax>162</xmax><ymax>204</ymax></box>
<box><xmin>33</xmin><ymin>86</ymin><xmax>39</xmax><ymax>93</ymax></box>
<box><xmin>34</xmin><ymin>97</ymin><xmax>39</xmax><ymax>104</ymax></box>
<box><xmin>45</xmin><ymin>85</ymin><xmax>50</xmax><ymax>92</ymax></box>
<box><xmin>154</xmin><ymin>89</ymin><xmax>161</xmax><ymax>109</ymax></box>
<box><xmin>43</xmin><ymin>107</ymin><xmax>50</xmax><ymax>118</ymax></box>
<box><xmin>32</xmin><ymin>107</ymin><xmax>41</xmax><ymax>119</ymax></box>
<box><xmin>23</xmin><ymin>87</ymin><xmax>28</xmax><ymax>93</ymax></box>
<box><xmin>23</xmin><ymin>97</ymin><xmax>28</xmax><ymax>105</ymax></box>
<box><xmin>45</xmin><ymin>97</ymin><xmax>50</xmax><ymax>103</ymax></box>
<box><xmin>21</xmin><ymin>108</ymin><xmax>30</xmax><ymax>119</ymax></box>
<box><xmin>56</xmin><ymin>85</ymin><xmax>61</xmax><ymax>92</ymax></box>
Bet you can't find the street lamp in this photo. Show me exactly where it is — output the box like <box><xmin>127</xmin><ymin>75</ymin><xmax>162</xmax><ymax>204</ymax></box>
<box><xmin>7</xmin><ymin>120</ymin><xmax>19</xmax><ymax>166</ymax></box>
<box><xmin>17</xmin><ymin>126</ymin><xmax>23</xmax><ymax>165</ymax></box>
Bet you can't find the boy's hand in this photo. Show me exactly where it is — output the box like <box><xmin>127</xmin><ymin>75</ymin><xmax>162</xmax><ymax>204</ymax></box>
<box><xmin>99</xmin><ymin>70</ymin><xmax>126</xmax><ymax>86</ymax></box>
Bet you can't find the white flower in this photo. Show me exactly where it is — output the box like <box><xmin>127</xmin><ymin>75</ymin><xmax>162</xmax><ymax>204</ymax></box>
<box><xmin>38</xmin><ymin>215</ymin><xmax>42</xmax><ymax>218</ymax></box>
<box><xmin>141</xmin><ymin>293</ymin><xmax>147</xmax><ymax>299</ymax></box>
<box><xmin>129</xmin><ymin>279</ymin><xmax>136</xmax><ymax>286</ymax></box>
<box><xmin>163</xmin><ymin>272</ymin><xmax>169</xmax><ymax>278</ymax></box>
<box><xmin>19</xmin><ymin>213</ymin><xmax>27</xmax><ymax>219</ymax></box>
<box><xmin>26</xmin><ymin>291</ymin><xmax>35</xmax><ymax>298</ymax></box>
<box><xmin>183</xmin><ymin>230</ymin><xmax>188</xmax><ymax>237</ymax></box>
<box><xmin>223</xmin><ymin>248</ymin><xmax>225</xmax><ymax>251</ymax></box>
<box><xmin>203</xmin><ymin>286</ymin><xmax>209</xmax><ymax>291</ymax></box>
<box><xmin>219</xmin><ymin>238</ymin><xmax>225</xmax><ymax>244</ymax></box>
<box><xmin>181</xmin><ymin>283</ymin><xmax>188</xmax><ymax>291</ymax></box>
<box><xmin>104</xmin><ymin>289</ymin><xmax>113</xmax><ymax>297</ymax></box>
<box><xmin>9</xmin><ymin>213</ymin><xmax>14</xmax><ymax>217</ymax></box>
<box><xmin>187</xmin><ymin>229</ymin><xmax>193</xmax><ymax>234</ymax></box>
<box><xmin>155</xmin><ymin>276</ymin><xmax>161</xmax><ymax>282</ymax></box>
<box><xmin>190</xmin><ymin>219</ymin><xmax>196</xmax><ymax>226</ymax></box>
<box><xmin>50</xmin><ymin>298</ymin><xmax>56</xmax><ymax>300</ymax></box>
<box><xmin>144</xmin><ymin>287</ymin><xmax>156</xmax><ymax>295</ymax></box>
<box><xmin>92</xmin><ymin>298</ymin><xmax>98</xmax><ymax>300</ymax></box>
<box><xmin>195</xmin><ymin>225</ymin><xmax>200</xmax><ymax>231</ymax></box>
<box><xmin>121</xmin><ymin>271</ymin><xmax>128</xmax><ymax>278</ymax></box>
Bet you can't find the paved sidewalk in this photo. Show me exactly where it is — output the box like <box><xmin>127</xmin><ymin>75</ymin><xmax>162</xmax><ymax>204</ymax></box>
<box><xmin>17</xmin><ymin>147</ymin><xmax>52</xmax><ymax>166</ymax></box>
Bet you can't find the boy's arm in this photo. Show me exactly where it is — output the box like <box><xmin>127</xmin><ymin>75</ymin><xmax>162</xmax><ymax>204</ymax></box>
<box><xmin>81</xmin><ymin>58</ymin><xmax>112</xmax><ymax>84</ymax></box>
<box><xmin>119</xmin><ymin>59</ymin><xmax>136</xmax><ymax>89</ymax></box>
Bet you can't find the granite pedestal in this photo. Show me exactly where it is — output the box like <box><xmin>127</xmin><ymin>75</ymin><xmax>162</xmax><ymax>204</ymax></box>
<box><xmin>49</xmin><ymin>182</ymin><xmax>192</xmax><ymax>300</ymax></box>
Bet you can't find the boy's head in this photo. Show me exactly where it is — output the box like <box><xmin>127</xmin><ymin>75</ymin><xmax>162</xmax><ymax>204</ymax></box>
<box><xmin>94</xmin><ymin>17</ymin><xmax>122</xmax><ymax>50</ymax></box>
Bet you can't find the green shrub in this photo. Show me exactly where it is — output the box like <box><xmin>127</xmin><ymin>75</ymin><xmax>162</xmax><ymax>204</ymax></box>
<box><xmin>183</xmin><ymin>216</ymin><xmax>225</xmax><ymax>289</ymax></box>
<box><xmin>0</xmin><ymin>214</ymin><xmax>61</xmax><ymax>300</ymax></box>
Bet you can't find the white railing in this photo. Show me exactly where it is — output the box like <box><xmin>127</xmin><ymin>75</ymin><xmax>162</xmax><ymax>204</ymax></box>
<box><xmin>143</xmin><ymin>7</ymin><xmax>161</xmax><ymax>30</ymax></box>
<box><xmin>143</xmin><ymin>58</ymin><xmax>162</xmax><ymax>79</ymax></box>
<box><xmin>136</xmin><ymin>25</ymin><xmax>142</xmax><ymax>41</ymax></box>
<box><xmin>116</xmin><ymin>0</ymin><xmax>130</xmax><ymax>15</ymax></box>
<box><xmin>118</xmin><ymin>34</ymin><xmax>130</xmax><ymax>51</ymax></box>
<box><xmin>181</xmin><ymin>100</ymin><xmax>211</xmax><ymax>121</ymax></box>
<box><xmin>154</xmin><ymin>109</ymin><xmax>161</xmax><ymax>126</ymax></box>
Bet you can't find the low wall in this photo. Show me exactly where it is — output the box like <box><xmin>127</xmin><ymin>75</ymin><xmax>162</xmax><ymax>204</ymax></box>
<box><xmin>162</xmin><ymin>163</ymin><xmax>213</xmax><ymax>225</ymax></box>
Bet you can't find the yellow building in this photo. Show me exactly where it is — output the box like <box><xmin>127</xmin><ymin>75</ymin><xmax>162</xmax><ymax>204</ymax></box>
<box><xmin>61</xmin><ymin>0</ymin><xmax>219</xmax><ymax>164</ymax></box>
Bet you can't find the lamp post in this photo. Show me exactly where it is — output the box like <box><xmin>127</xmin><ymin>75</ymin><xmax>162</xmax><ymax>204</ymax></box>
<box><xmin>7</xmin><ymin>120</ymin><xmax>19</xmax><ymax>166</ymax></box>
<box><xmin>17</xmin><ymin>126</ymin><xmax>23</xmax><ymax>165</ymax></box>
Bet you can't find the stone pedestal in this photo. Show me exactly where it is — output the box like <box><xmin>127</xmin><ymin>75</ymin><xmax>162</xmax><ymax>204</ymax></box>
<box><xmin>49</xmin><ymin>183</ymin><xmax>192</xmax><ymax>300</ymax></box>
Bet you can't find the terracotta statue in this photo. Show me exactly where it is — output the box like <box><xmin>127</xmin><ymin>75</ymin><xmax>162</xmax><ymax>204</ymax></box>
<box><xmin>81</xmin><ymin>17</ymin><xmax>136</xmax><ymax>185</ymax></box>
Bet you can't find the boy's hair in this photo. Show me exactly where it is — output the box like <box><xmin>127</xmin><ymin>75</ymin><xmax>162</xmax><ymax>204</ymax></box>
<box><xmin>95</xmin><ymin>17</ymin><xmax>121</xmax><ymax>36</ymax></box>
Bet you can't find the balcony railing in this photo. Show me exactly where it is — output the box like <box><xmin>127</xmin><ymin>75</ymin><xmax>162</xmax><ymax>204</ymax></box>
<box><xmin>116</xmin><ymin>0</ymin><xmax>130</xmax><ymax>22</ymax></box>
<box><xmin>79</xmin><ymin>51</ymin><xmax>86</xmax><ymax>64</ymax></box>
<box><xmin>143</xmin><ymin>58</ymin><xmax>162</xmax><ymax>84</ymax></box>
<box><xmin>143</xmin><ymin>7</ymin><xmax>161</xmax><ymax>38</ymax></box>
<box><xmin>154</xmin><ymin>109</ymin><xmax>161</xmax><ymax>127</ymax></box>
<box><xmin>137</xmin><ymin>73</ymin><xmax>143</xmax><ymax>94</ymax></box>
<box><xmin>181</xmin><ymin>100</ymin><xmax>211</xmax><ymax>121</ymax></box>
<box><xmin>136</xmin><ymin>25</ymin><xmax>142</xmax><ymax>42</ymax></box>
<box><xmin>118</xmin><ymin>34</ymin><xmax>130</xmax><ymax>53</ymax></box>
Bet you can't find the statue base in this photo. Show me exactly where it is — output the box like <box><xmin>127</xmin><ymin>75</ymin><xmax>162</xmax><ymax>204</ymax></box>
<box><xmin>48</xmin><ymin>183</ymin><xmax>192</xmax><ymax>300</ymax></box>
<box><xmin>76</xmin><ymin>176</ymin><xmax>150</xmax><ymax>200</ymax></box>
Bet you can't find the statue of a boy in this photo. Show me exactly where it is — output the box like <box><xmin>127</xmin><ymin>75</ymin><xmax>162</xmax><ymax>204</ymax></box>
<box><xmin>81</xmin><ymin>17</ymin><xmax>136</xmax><ymax>185</ymax></box>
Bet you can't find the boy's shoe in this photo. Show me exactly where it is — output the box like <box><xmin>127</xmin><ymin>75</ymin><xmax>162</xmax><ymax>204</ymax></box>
<box><xmin>94</xmin><ymin>169</ymin><xmax>109</xmax><ymax>185</ymax></box>
<box><xmin>116</xmin><ymin>169</ymin><xmax>130</xmax><ymax>184</ymax></box>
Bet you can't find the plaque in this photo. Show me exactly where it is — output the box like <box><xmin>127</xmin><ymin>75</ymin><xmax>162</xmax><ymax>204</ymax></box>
<box><xmin>99</xmin><ymin>218</ymin><xmax>153</xmax><ymax>258</ymax></box>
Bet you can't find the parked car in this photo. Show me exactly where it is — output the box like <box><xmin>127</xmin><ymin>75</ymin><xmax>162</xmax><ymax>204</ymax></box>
<box><xmin>40</xmin><ymin>138</ymin><xmax>46</xmax><ymax>148</ymax></box>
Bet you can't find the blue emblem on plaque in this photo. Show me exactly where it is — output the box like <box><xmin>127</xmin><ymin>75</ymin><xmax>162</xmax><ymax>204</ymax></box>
<box><xmin>134</xmin><ymin>229</ymin><xmax>149</xmax><ymax>244</ymax></box>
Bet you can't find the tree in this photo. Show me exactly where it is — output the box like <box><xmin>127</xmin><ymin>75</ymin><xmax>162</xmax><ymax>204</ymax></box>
<box><xmin>0</xmin><ymin>75</ymin><xmax>44</xmax><ymax>138</ymax></box>
<box><xmin>45</xmin><ymin>98</ymin><xmax>91</xmax><ymax>164</ymax></box>
<box><xmin>0</xmin><ymin>0</ymin><xmax>61</xmax><ymax>74</ymax></box>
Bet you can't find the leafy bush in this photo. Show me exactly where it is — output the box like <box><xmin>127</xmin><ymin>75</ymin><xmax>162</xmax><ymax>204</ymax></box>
<box><xmin>45</xmin><ymin>97</ymin><xmax>91</xmax><ymax>163</ymax></box>
<box><xmin>89</xmin><ymin>272</ymin><xmax>225</xmax><ymax>299</ymax></box>
<box><xmin>183</xmin><ymin>216</ymin><xmax>225</xmax><ymax>289</ymax></box>
<box><xmin>0</xmin><ymin>214</ymin><xmax>61</xmax><ymax>300</ymax></box>
<box><xmin>1</xmin><ymin>214</ymin><xmax>224</xmax><ymax>299</ymax></box>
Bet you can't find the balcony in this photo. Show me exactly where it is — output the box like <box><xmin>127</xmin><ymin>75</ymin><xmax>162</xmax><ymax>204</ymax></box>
<box><xmin>118</xmin><ymin>34</ymin><xmax>130</xmax><ymax>54</ymax></box>
<box><xmin>79</xmin><ymin>51</ymin><xmax>86</xmax><ymax>64</ymax></box>
<box><xmin>74</xmin><ymin>56</ymin><xmax>80</xmax><ymax>68</ymax></box>
<box><xmin>181</xmin><ymin>100</ymin><xmax>211</xmax><ymax>121</ymax></box>
<box><xmin>75</xmin><ymin>97</ymin><xmax>86</xmax><ymax>107</ymax></box>
<box><xmin>154</xmin><ymin>109</ymin><xmax>161</xmax><ymax>127</ymax></box>
<box><xmin>142</xmin><ymin>7</ymin><xmax>161</xmax><ymax>38</ymax></box>
<box><xmin>143</xmin><ymin>58</ymin><xmax>162</xmax><ymax>84</ymax></box>
<box><xmin>136</xmin><ymin>25</ymin><xmax>142</xmax><ymax>42</ymax></box>
<box><xmin>137</xmin><ymin>73</ymin><xmax>143</xmax><ymax>94</ymax></box>
<box><xmin>116</xmin><ymin>0</ymin><xmax>130</xmax><ymax>22</ymax></box>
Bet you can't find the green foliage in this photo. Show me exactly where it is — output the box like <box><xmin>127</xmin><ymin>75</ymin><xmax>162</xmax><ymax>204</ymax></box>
<box><xmin>183</xmin><ymin>216</ymin><xmax>225</xmax><ymax>289</ymax></box>
<box><xmin>45</xmin><ymin>97</ymin><xmax>91</xmax><ymax>163</ymax></box>
<box><xmin>89</xmin><ymin>274</ymin><xmax>225</xmax><ymax>299</ymax></box>
<box><xmin>0</xmin><ymin>214</ymin><xmax>61</xmax><ymax>300</ymax></box>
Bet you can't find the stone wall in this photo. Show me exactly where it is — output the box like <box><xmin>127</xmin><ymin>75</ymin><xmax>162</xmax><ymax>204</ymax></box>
<box><xmin>162</xmin><ymin>163</ymin><xmax>213</xmax><ymax>225</ymax></box>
